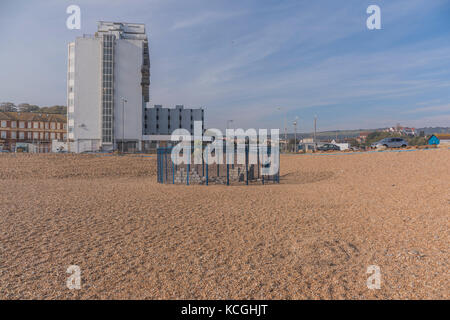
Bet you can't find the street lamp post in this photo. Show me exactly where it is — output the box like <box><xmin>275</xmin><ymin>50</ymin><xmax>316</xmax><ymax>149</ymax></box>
<box><xmin>293</xmin><ymin>116</ymin><xmax>298</xmax><ymax>153</ymax></box>
<box><xmin>314</xmin><ymin>115</ymin><xmax>317</xmax><ymax>150</ymax></box>
<box><xmin>226</xmin><ymin>120</ymin><xmax>233</xmax><ymax>130</ymax></box>
<box><xmin>121</xmin><ymin>97</ymin><xmax>127</xmax><ymax>154</ymax></box>
<box><xmin>277</xmin><ymin>107</ymin><xmax>288</xmax><ymax>153</ymax></box>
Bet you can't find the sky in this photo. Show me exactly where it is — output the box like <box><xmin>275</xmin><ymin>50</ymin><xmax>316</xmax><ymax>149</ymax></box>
<box><xmin>0</xmin><ymin>0</ymin><xmax>449</xmax><ymax>132</ymax></box>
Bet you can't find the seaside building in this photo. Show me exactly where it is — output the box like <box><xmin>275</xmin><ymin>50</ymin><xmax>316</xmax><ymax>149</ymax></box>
<box><xmin>0</xmin><ymin>111</ymin><xmax>67</xmax><ymax>152</ymax></box>
<box><xmin>67</xmin><ymin>21</ymin><xmax>206</xmax><ymax>152</ymax></box>
<box><xmin>67</xmin><ymin>21</ymin><xmax>150</xmax><ymax>153</ymax></box>
<box><xmin>143</xmin><ymin>105</ymin><xmax>204</xmax><ymax>148</ymax></box>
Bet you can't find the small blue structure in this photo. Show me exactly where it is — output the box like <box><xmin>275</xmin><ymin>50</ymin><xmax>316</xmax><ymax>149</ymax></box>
<box><xmin>427</xmin><ymin>135</ymin><xmax>440</xmax><ymax>145</ymax></box>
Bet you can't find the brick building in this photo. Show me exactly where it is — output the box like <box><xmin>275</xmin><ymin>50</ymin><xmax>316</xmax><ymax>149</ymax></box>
<box><xmin>0</xmin><ymin>112</ymin><xmax>67</xmax><ymax>152</ymax></box>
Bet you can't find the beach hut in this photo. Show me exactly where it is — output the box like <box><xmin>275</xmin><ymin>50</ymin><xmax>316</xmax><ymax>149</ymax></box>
<box><xmin>427</xmin><ymin>135</ymin><xmax>440</xmax><ymax>145</ymax></box>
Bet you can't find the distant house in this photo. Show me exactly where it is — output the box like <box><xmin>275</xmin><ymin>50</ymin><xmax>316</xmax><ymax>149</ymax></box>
<box><xmin>428</xmin><ymin>135</ymin><xmax>440</xmax><ymax>145</ymax></box>
<box><xmin>384</xmin><ymin>124</ymin><xmax>416</xmax><ymax>136</ymax></box>
<box><xmin>0</xmin><ymin>111</ymin><xmax>67</xmax><ymax>152</ymax></box>
<box><xmin>299</xmin><ymin>138</ymin><xmax>315</xmax><ymax>143</ymax></box>
<box><xmin>331</xmin><ymin>139</ymin><xmax>349</xmax><ymax>151</ymax></box>
<box><xmin>402</xmin><ymin>127</ymin><xmax>416</xmax><ymax>136</ymax></box>
<box><xmin>298</xmin><ymin>138</ymin><xmax>316</xmax><ymax>151</ymax></box>
<box><xmin>357</xmin><ymin>132</ymin><xmax>370</xmax><ymax>143</ymax></box>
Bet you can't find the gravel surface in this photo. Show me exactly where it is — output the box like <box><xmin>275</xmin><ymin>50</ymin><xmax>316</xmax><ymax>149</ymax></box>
<box><xmin>0</xmin><ymin>150</ymin><xmax>448</xmax><ymax>299</ymax></box>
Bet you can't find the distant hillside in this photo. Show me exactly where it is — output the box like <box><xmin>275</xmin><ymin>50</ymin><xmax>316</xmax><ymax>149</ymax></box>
<box><xmin>286</xmin><ymin>127</ymin><xmax>450</xmax><ymax>140</ymax></box>
<box><xmin>416</xmin><ymin>127</ymin><xmax>450</xmax><ymax>135</ymax></box>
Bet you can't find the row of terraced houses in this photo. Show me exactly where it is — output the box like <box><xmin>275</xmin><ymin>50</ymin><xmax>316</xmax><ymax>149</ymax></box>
<box><xmin>0</xmin><ymin>112</ymin><xmax>67</xmax><ymax>153</ymax></box>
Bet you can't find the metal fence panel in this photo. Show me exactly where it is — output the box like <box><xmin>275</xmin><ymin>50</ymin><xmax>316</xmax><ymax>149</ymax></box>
<box><xmin>157</xmin><ymin>146</ymin><xmax>279</xmax><ymax>185</ymax></box>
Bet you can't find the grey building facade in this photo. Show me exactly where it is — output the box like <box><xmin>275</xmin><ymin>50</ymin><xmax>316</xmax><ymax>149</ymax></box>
<box><xmin>144</xmin><ymin>105</ymin><xmax>204</xmax><ymax>136</ymax></box>
<box><xmin>142</xmin><ymin>105</ymin><xmax>204</xmax><ymax>148</ymax></box>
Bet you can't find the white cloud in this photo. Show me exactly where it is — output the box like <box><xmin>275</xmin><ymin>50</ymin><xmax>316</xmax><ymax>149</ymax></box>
<box><xmin>149</xmin><ymin>1</ymin><xmax>450</xmax><ymax>130</ymax></box>
<box><xmin>171</xmin><ymin>11</ymin><xmax>245</xmax><ymax>30</ymax></box>
<box><xmin>406</xmin><ymin>104</ymin><xmax>450</xmax><ymax>114</ymax></box>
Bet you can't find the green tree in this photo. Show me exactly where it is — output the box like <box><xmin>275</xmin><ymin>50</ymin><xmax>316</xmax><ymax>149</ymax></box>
<box><xmin>407</xmin><ymin>136</ymin><xmax>427</xmax><ymax>146</ymax></box>
<box><xmin>17</xmin><ymin>103</ymin><xmax>40</xmax><ymax>112</ymax></box>
<box><xmin>0</xmin><ymin>102</ymin><xmax>17</xmax><ymax>112</ymax></box>
<box><xmin>40</xmin><ymin>105</ymin><xmax>67</xmax><ymax>114</ymax></box>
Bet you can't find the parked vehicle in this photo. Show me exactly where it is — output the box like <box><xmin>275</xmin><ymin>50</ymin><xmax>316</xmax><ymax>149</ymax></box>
<box><xmin>371</xmin><ymin>138</ymin><xmax>408</xmax><ymax>148</ymax></box>
<box><xmin>317</xmin><ymin>143</ymin><xmax>340</xmax><ymax>151</ymax></box>
<box><xmin>0</xmin><ymin>150</ymin><xmax>10</xmax><ymax>153</ymax></box>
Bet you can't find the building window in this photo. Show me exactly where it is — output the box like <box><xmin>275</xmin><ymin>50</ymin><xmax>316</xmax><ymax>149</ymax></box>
<box><xmin>101</xmin><ymin>33</ymin><xmax>115</xmax><ymax>144</ymax></box>
<box><xmin>51</xmin><ymin>122</ymin><xmax>56</xmax><ymax>130</ymax></box>
<box><xmin>51</xmin><ymin>132</ymin><xmax>55</xmax><ymax>140</ymax></box>
<box><xmin>28</xmin><ymin>121</ymin><xmax>32</xmax><ymax>128</ymax></box>
<box><xmin>19</xmin><ymin>121</ymin><xmax>25</xmax><ymax>128</ymax></box>
<box><xmin>11</xmin><ymin>121</ymin><xmax>17</xmax><ymax>128</ymax></box>
<box><xmin>33</xmin><ymin>132</ymin><xmax>38</xmax><ymax>139</ymax></box>
<box><xmin>57</xmin><ymin>133</ymin><xmax>61</xmax><ymax>140</ymax></box>
<box><xmin>19</xmin><ymin>132</ymin><xmax>24</xmax><ymax>139</ymax></box>
<box><xmin>28</xmin><ymin>132</ymin><xmax>32</xmax><ymax>139</ymax></box>
<box><xmin>33</xmin><ymin>122</ymin><xmax>39</xmax><ymax>129</ymax></box>
<box><xmin>11</xmin><ymin>131</ymin><xmax>16</xmax><ymax>139</ymax></box>
<box><xmin>1</xmin><ymin>121</ymin><xmax>7</xmax><ymax>128</ymax></box>
<box><xmin>57</xmin><ymin>123</ymin><xmax>61</xmax><ymax>130</ymax></box>
<box><xmin>63</xmin><ymin>133</ymin><xmax>67</xmax><ymax>140</ymax></box>
<box><xmin>40</xmin><ymin>132</ymin><xmax>44</xmax><ymax>140</ymax></box>
<box><xmin>40</xmin><ymin>122</ymin><xmax>44</xmax><ymax>129</ymax></box>
<box><xmin>0</xmin><ymin>131</ymin><xmax>6</xmax><ymax>139</ymax></box>
<box><xmin>63</xmin><ymin>124</ymin><xmax>67</xmax><ymax>130</ymax></box>
<box><xmin>45</xmin><ymin>132</ymin><xmax>49</xmax><ymax>140</ymax></box>
<box><xmin>45</xmin><ymin>122</ymin><xmax>49</xmax><ymax>129</ymax></box>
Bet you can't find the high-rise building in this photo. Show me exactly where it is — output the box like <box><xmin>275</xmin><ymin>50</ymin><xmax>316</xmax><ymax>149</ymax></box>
<box><xmin>67</xmin><ymin>21</ymin><xmax>150</xmax><ymax>153</ymax></box>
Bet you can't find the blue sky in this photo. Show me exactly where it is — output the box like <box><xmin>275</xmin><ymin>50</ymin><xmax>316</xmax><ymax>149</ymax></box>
<box><xmin>1</xmin><ymin>0</ymin><xmax>449</xmax><ymax>132</ymax></box>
